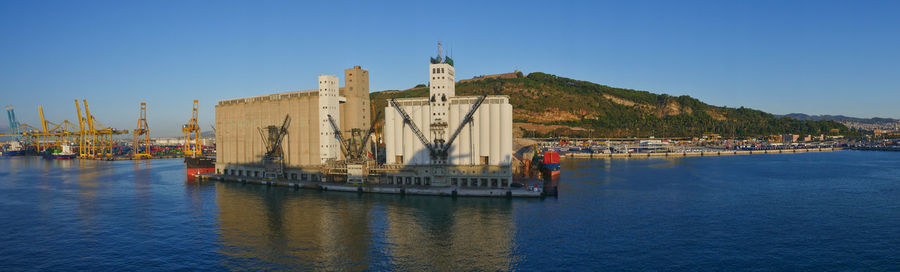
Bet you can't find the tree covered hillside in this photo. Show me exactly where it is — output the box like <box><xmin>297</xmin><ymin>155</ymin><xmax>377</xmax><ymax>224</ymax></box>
<box><xmin>371</xmin><ymin>72</ymin><xmax>852</xmax><ymax>138</ymax></box>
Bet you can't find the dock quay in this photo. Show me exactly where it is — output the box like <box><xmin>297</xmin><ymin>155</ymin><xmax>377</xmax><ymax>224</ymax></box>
<box><xmin>93</xmin><ymin>154</ymin><xmax>186</xmax><ymax>161</ymax></box>
<box><xmin>195</xmin><ymin>173</ymin><xmax>544</xmax><ymax>198</ymax></box>
<box><xmin>562</xmin><ymin>147</ymin><xmax>844</xmax><ymax>159</ymax></box>
<box><xmin>850</xmin><ymin>146</ymin><xmax>900</xmax><ymax>152</ymax></box>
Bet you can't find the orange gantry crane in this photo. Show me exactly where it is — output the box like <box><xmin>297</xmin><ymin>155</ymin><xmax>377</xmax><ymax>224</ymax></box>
<box><xmin>0</xmin><ymin>101</ymin><xmax>127</xmax><ymax>158</ymax></box>
<box><xmin>30</xmin><ymin>105</ymin><xmax>80</xmax><ymax>152</ymax></box>
<box><xmin>76</xmin><ymin>99</ymin><xmax>128</xmax><ymax>158</ymax></box>
<box><xmin>133</xmin><ymin>102</ymin><xmax>151</xmax><ymax>159</ymax></box>
<box><xmin>182</xmin><ymin>100</ymin><xmax>201</xmax><ymax>157</ymax></box>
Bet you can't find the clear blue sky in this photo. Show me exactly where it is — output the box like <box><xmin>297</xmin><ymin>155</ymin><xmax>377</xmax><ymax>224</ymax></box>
<box><xmin>1</xmin><ymin>0</ymin><xmax>898</xmax><ymax>136</ymax></box>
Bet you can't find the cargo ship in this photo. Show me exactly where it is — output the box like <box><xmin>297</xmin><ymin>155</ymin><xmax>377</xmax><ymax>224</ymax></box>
<box><xmin>526</xmin><ymin>150</ymin><xmax>561</xmax><ymax>196</ymax></box>
<box><xmin>541</xmin><ymin>150</ymin><xmax>561</xmax><ymax>177</ymax></box>
<box><xmin>1</xmin><ymin>142</ymin><xmax>25</xmax><ymax>156</ymax></box>
<box><xmin>42</xmin><ymin>144</ymin><xmax>76</xmax><ymax>159</ymax></box>
<box><xmin>185</xmin><ymin>156</ymin><xmax>216</xmax><ymax>178</ymax></box>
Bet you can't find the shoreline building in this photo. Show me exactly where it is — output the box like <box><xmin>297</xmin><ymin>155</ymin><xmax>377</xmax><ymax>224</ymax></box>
<box><xmin>382</xmin><ymin>47</ymin><xmax>514</xmax><ymax>188</ymax></box>
<box><xmin>214</xmin><ymin>66</ymin><xmax>370</xmax><ymax>180</ymax></box>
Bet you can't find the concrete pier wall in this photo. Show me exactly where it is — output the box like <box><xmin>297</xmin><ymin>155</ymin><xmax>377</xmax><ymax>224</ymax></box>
<box><xmin>562</xmin><ymin>147</ymin><xmax>843</xmax><ymax>159</ymax></box>
<box><xmin>198</xmin><ymin>173</ymin><xmax>542</xmax><ymax>198</ymax></box>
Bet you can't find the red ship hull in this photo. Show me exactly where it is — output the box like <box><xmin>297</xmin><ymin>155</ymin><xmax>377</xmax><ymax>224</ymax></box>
<box><xmin>187</xmin><ymin>167</ymin><xmax>215</xmax><ymax>176</ymax></box>
<box><xmin>185</xmin><ymin>156</ymin><xmax>215</xmax><ymax>180</ymax></box>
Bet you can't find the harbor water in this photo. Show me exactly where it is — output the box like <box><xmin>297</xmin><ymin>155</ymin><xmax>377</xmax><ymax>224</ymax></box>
<box><xmin>1</xmin><ymin>151</ymin><xmax>899</xmax><ymax>270</ymax></box>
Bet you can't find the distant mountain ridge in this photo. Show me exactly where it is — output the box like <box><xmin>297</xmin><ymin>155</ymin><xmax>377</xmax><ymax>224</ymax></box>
<box><xmin>371</xmin><ymin>72</ymin><xmax>853</xmax><ymax>138</ymax></box>
<box><xmin>778</xmin><ymin>113</ymin><xmax>898</xmax><ymax>124</ymax></box>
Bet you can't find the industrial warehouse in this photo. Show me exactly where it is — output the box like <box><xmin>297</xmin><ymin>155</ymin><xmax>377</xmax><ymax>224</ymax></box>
<box><xmin>209</xmin><ymin>47</ymin><xmax>530</xmax><ymax>197</ymax></box>
<box><xmin>214</xmin><ymin>65</ymin><xmax>370</xmax><ymax>180</ymax></box>
<box><xmin>382</xmin><ymin>50</ymin><xmax>514</xmax><ymax>187</ymax></box>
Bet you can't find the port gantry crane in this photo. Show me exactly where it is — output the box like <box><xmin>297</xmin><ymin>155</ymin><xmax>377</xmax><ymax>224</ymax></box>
<box><xmin>76</xmin><ymin>99</ymin><xmax>129</xmax><ymax>158</ymax></box>
<box><xmin>2</xmin><ymin>105</ymin><xmax>26</xmax><ymax>143</ymax></box>
<box><xmin>0</xmin><ymin>109</ymin><xmax>42</xmax><ymax>148</ymax></box>
<box><xmin>388</xmin><ymin>95</ymin><xmax>487</xmax><ymax>164</ymax></box>
<box><xmin>258</xmin><ymin>115</ymin><xmax>290</xmax><ymax>179</ymax></box>
<box><xmin>182</xmin><ymin>100</ymin><xmax>202</xmax><ymax>157</ymax></box>
<box><xmin>6</xmin><ymin>105</ymin><xmax>21</xmax><ymax>135</ymax></box>
<box><xmin>0</xmin><ymin>106</ymin><xmax>40</xmax><ymax>149</ymax></box>
<box><xmin>0</xmin><ymin>101</ymin><xmax>126</xmax><ymax>157</ymax></box>
<box><xmin>35</xmin><ymin>105</ymin><xmax>81</xmax><ymax>152</ymax></box>
<box><xmin>133</xmin><ymin>102</ymin><xmax>151</xmax><ymax>159</ymax></box>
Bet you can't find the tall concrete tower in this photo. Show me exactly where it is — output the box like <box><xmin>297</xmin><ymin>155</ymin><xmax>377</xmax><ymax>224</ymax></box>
<box><xmin>318</xmin><ymin>75</ymin><xmax>340</xmax><ymax>164</ymax></box>
<box><xmin>428</xmin><ymin>42</ymin><xmax>455</xmax><ymax>151</ymax></box>
<box><xmin>340</xmin><ymin>65</ymin><xmax>370</xmax><ymax>132</ymax></box>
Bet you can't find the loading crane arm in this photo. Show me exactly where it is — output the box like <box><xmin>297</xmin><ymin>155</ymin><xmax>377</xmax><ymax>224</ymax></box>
<box><xmin>257</xmin><ymin>127</ymin><xmax>270</xmax><ymax>152</ymax></box>
<box><xmin>389</xmin><ymin>99</ymin><xmax>438</xmax><ymax>157</ymax></box>
<box><xmin>326</xmin><ymin>114</ymin><xmax>352</xmax><ymax>158</ymax></box>
<box><xmin>271</xmin><ymin>115</ymin><xmax>290</xmax><ymax>154</ymax></box>
<box><xmin>74</xmin><ymin>100</ymin><xmax>84</xmax><ymax>135</ymax></box>
<box><xmin>441</xmin><ymin>95</ymin><xmax>487</xmax><ymax>154</ymax></box>
<box><xmin>355</xmin><ymin>126</ymin><xmax>377</xmax><ymax>158</ymax></box>
<box><xmin>259</xmin><ymin>115</ymin><xmax>290</xmax><ymax>157</ymax></box>
<box><xmin>350</xmin><ymin>101</ymin><xmax>378</xmax><ymax>159</ymax></box>
<box><xmin>38</xmin><ymin>106</ymin><xmax>48</xmax><ymax>133</ymax></box>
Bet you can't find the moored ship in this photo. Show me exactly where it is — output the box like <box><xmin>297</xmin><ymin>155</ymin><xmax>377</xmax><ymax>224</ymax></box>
<box><xmin>1</xmin><ymin>142</ymin><xmax>25</xmax><ymax>156</ymax></box>
<box><xmin>42</xmin><ymin>144</ymin><xmax>76</xmax><ymax>159</ymax></box>
<box><xmin>541</xmin><ymin>150</ymin><xmax>561</xmax><ymax>177</ymax></box>
<box><xmin>185</xmin><ymin>156</ymin><xmax>216</xmax><ymax>178</ymax></box>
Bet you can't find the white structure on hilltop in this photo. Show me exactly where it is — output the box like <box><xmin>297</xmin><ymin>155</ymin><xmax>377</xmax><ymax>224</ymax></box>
<box><xmin>384</xmin><ymin>44</ymin><xmax>513</xmax><ymax>168</ymax></box>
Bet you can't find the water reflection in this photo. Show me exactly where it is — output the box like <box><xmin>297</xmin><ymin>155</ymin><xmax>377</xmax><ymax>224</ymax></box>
<box><xmin>76</xmin><ymin>159</ymin><xmax>109</xmax><ymax>240</ymax></box>
<box><xmin>185</xmin><ymin>175</ymin><xmax>215</xmax><ymax>221</ymax></box>
<box><xmin>133</xmin><ymin>160</ymin><xmax>154</xmax><ymax>229</ymax></box>
<box><xmin>382</xmin><ymin>197</ymin><xmax>516</xmax><ymax>270</ymax></box>
<box><xmin>565</xmin><ymin>157</ymin><xmax>695</xmax><ymax>187</ymax></box>
<box><xmin>215</xmin><ymin>183</ymin><xmax>517</xmax><ymax>271</ymax></box>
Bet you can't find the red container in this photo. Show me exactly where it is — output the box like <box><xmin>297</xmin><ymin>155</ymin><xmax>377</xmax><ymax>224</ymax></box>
<box><xmin>543</xmin><ymin>151</ymin><xmax>560</xmax><ymax>164</ymax></box>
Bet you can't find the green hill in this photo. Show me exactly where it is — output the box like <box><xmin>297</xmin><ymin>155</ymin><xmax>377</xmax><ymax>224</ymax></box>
<box><xmin>370</xmin><ymin>72</ymin><xmax>853</xmax><ymax>138</ymax></box>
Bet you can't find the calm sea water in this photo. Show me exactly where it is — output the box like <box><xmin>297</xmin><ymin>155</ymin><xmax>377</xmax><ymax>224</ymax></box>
<box><xmin>1</xmin><ymin>151</ymin><xmax>899</xmax><ymax>271</ymax></box>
